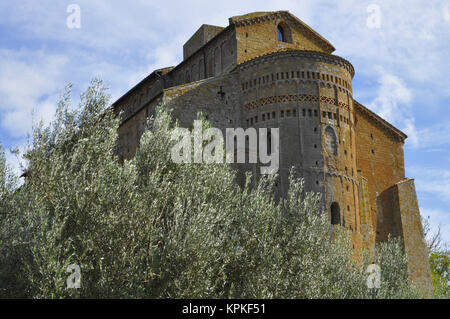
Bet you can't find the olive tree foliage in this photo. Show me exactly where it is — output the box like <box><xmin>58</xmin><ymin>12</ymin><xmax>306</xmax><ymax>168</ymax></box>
<box><xmin>0</xmin><ymin>144</ymin><xmax>33</xmax><ymax>298</ymax></box>
<box><xmin>0</xmin><ymin>79</ymin><xmax>419</xmax><ymax>298</ymax></box>
<box><xmin>421</xmin><ymin>216</ymin><xmax>449</xmax><ymax>297</ymax></box>
<box><xmin>422</xmin><ymin>216</ymin><xmax>449</xmax><ymax>298</ymax></box>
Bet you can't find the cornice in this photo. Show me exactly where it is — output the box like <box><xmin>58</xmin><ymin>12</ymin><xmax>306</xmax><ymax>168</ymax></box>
<box><xmin>237</xmin><ymin>49</ymin><xmax>355</xmax><ymax>78</ymax></box>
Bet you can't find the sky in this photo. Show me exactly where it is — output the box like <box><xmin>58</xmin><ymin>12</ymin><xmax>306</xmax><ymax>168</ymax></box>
<box><xmin>0</xmin><ymin>0</ymin><xmax>449</xmax><ymax>246</ymax></box>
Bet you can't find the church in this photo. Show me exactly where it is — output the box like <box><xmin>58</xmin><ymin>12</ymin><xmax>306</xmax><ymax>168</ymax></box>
<box><xmin>112</xmin><ymin>11</ymin><xmax>432</xmax><ymax>293</ymax></box>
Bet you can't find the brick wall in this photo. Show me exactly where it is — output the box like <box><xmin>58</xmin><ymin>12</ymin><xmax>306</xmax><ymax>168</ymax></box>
<box><xmin>238</xmin><ymin>23</ymin><xmax>325</xmax><ymax>64</ymax></box>
<box><xmin>354</xmin><ymin>105</ymin><xmax>406</xmax><ymax>243</ymax></box>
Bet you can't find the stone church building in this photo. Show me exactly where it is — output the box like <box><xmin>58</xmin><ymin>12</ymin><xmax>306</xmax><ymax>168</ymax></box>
<box><xmin>112</xmin><ymin>11</ymin><xmax>432</xmax><ymax>293</ymax></box>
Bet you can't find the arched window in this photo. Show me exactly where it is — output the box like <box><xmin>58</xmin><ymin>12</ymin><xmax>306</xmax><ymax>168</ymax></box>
<box><xmin>276</xmin><ymin>23</ymin><xmax>292</xmax><ymax>43</ymax></box>
<box><xmin>277</xmin><ymin>25</ymin><xmax>285</xmax><ymax>42</ymax></box>
<box><xmin>331</xmin><ymin>202</ymin><xmax>340</xmax><ymax>225</ymax></box>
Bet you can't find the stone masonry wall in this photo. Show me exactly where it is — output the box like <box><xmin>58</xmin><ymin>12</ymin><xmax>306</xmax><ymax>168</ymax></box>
<box><xmin>238</xmin><ymin>50</ymin><xmax>360</xmax><ymax>245</ymax></box>
<box><xmin>112</xmin><ymin>11</ymin><xmax>432</xmax><ymax>294</ymax></box>
<box><xmin>168</xmin><ymin>28</ymin><xmax>237</xmax><ymax>87</ymax></box>
<box><xmin>183</xmin><ymin>24</ymin><xmax>225</xmax><ymax>60</ymax></box>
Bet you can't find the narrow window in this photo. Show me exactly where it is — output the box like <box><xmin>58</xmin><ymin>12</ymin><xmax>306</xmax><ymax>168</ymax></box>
<box><xmin>277</xmin><ymin>25</ymin><xmax>285</xmax><ymax>42</ymax></box>
<box><xmin>324</xmin><ymin>126</ymin><xmax>338</xmax><ymax>155</ymax></box>
<box><xmin>331</xmin><ymin>202</ymin><xmax>340</xmax><ymax>225</ymax></box>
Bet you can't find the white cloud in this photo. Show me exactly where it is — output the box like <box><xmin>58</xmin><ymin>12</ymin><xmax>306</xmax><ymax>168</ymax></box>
<box><xmin>409</xmin><ymin>167</ymin><xmax>450</xmax><ymax>204</ymax></box>
<box><xmin>409</xmin><ymin>120</ymin><xmax>450</xmax><ymax>151</ymax></box>
<box><xmin>409</xmin><ymin>166</ymin><xmax>450</xmax><ymax>246</ymax></box>
<box><xmin>0</xmin><ymin>49</ymin><xmax>68</xmax><ymax>137</ymax></box>
<box><xmin>366</xmin><ymin>68</ymin><xmax>419</xmax><ymax>147</ymax></box>
<box><xmin>444</xmin><ymin>5</ymin><xmax>450</xmax><ymax>22</ymax></box>
<box><xmin>368</xmin><ymin>68</ymin><xmax>412</xmax><ymax>123</ymax></box>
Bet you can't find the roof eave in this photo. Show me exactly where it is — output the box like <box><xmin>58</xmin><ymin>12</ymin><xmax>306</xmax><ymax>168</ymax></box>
<box><xmin>111</xmin><ymin>66</ymin><xmax>174</xmax><ymax>108</ymax></box>
<box><xmin>354</xmin><ymin>100</ymin><xmax>407</xmax><ymax>141</ymax></box>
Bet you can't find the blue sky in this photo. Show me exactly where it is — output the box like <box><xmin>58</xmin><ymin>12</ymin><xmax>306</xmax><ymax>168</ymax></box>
<box><xmin>0</xmin><ymin>0</ymin><xmax>449</xmax><ymax>245</ymax></box>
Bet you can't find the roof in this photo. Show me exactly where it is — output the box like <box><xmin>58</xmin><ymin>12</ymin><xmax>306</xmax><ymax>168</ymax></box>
<box><xmin>111</xmin><ymin>66</ymin><xmax>174</xmax><ymax>108</ymax></box>
<box><xmin>229</xmin><ymin>11</ymin><xmax>336</xmax><ymax>53</ymax></box>
<box><xmin>354</xmin><ymin>100</ymin><xmax>407</xmax><ymax>142</ymax></box>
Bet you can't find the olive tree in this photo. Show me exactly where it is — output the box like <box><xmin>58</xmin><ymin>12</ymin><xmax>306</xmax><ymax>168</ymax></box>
<box><xmin>0</xmin><ymin>79</ymin><xmax>419</xmax><ymax>298</ymax></box>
